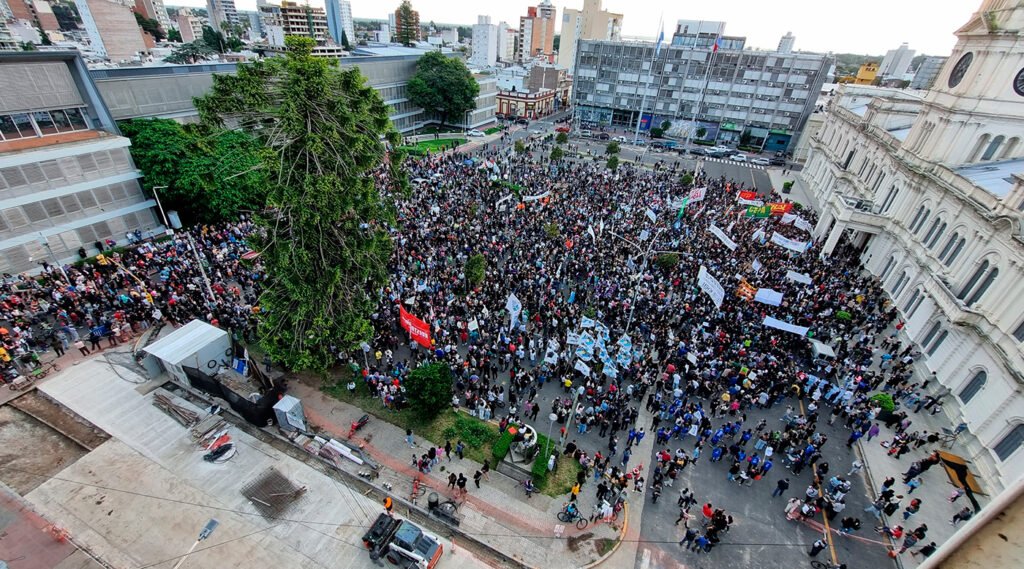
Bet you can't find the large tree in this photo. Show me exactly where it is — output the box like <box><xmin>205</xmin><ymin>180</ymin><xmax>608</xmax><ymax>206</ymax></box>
<box><xmin>194</xmin><ymin>36</ymin><xmax>408</xmax><ymax>374</ymax></box>
<box><xmin>164</xmin><ymin>40</ymin><xmax>216</xmax><ymax>64</ymax></box>
<box><xmin>395</xmin><ymin>0</ymin><xmax>417</xmax><ymax>46</ymax></box>
<box><xmin>406</xmin><ymin>51</ymin><xmax>479</xmax><ymax>127</ymax></box>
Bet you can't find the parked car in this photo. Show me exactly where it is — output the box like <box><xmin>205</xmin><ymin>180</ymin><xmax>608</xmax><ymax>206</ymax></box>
<box><xmin>515</xmin><ymin>117</ymin><xmax>529</xmax><ymax>125</ymax></box>
<box><xmin>596</xmin><ymin>132</ymin><xmax>611</xmax><ymax>140</ymax></box>
<box><xmin>750</xmin><ymin>157</ymin><xmax>770</xmax><ymax>165</ymax></box>
<box><xmin>556</xmin><ymin>126</ymin><xmax>570</xmax><ymax>132</ymax></box>
<box><xmin>630</xmin><ymin>138</ymin><xmax>647</xmax><ymax>146</ymax></box>
<box><xmin>580</xmin><ymin>130</ymin><xmax>593</xmax><ymax>137</ymax></box>
<box><xmin>651</xmin><ymin>141</ymin><xmax>676</xmax><ymax>150</ymax></box>
<box><xmin>770</xmin><ymin>156</ymin><xmax>786</xmax><ymax>166</ymax></box>
<box><xmin>730</xmin><ymin>153</ymin><xmax>747</xmax><ymax>162</ymax></box>
<box><xmin>530</xmin><ymin>129</ymin><xmax>543</xmax><ymax>134</ymax></box>
<box><xmin>689</xmin><ymin>147</ymin><xmax>708</xmax><ymax>155</ymax></box>
<box><xmin>467</xmin><ymin>130</ymin><xmax>484</xmax><ymax>137</ymax></box>
<box><xmin>613</xmin><ymin>135</ymin><xmax>628</xmax><ymax>143</ymax></box>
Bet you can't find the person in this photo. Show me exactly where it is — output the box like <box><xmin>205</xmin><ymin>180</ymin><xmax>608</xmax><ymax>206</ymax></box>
<box><xmin>383</xmin><ymin>496</ymin><xmax>393</xmax><ymax>517</ymax></box>
<box><xmin>773</xmin><ymin>478</ymin><xmax>790</xmax><ymax>498</ymax></box>
<box><xmin>447</xmin><ymin>473</ymin><xmax>457</xmax><ymax>489</ymax></box>
<box><xmin>839</xmin><ymin>516</ymin><xmax>861</xmax><ymax>535</ymax></box>
<box><xmin>950</xmin><ymin>506</ymin><xmax>973</xmax><ymax>526</ymax></box>
<box><xmin>524</xmin><ymin>479</ymin><xmax>535</xmax><ymax>498</ymax></box>
<box><xmin>809</xmin><ymin>537</ymin><xmax>828</xmax><ymax>557</ymax></box>
<box><xmin>566</xmin><ymin>501</ymin><xmax>579</xmax><ymax>519</ymax></box>
<box><xmin>848</xmin><ymin>459</ymin><xmax>863</xmax><ymax>476</ymax></box>
<box><xmin>473</xmin><ymin>469</ymin><xmax>483</xmax><ymax>489</ymax></box>
<box><xmin>456</xmin><ymin>440</ymin><xmax>465</xmax><ymax>460</ymax></box>
<box><xmin>691</xmin><ymin>534</ymin><xmax>710</xmax><ymax>554</ymax></box>
<box><xmin>911</xmin><ymin>542</ymin><xmax>938</xmax><ymax>558</ymax></box>
<box><xmin>571</xmin><ymin>482</ymin><xmax>581</xmax><ymax>502</ymax></box>
<box><xmin>74</xmin><ymin>339</ymin><xmax>90</xmax><ymax>356</ymax></box>
<box><xmin>456</xmin><ymin>473</ymin><xmax>468</xmax><ymax>497</ymax></box>
<box><xmin>406</xmin><ymin>429</ymin><xmax>414</xmax><ymax>448</ymax></box>
<box><xmin>679</xmin><ymin>526</ymin><xmax>699</xmax><ymax>549</ymax></box>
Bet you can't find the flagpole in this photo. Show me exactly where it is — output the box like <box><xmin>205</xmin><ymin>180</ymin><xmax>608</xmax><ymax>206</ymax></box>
<box><xmin>632</xmin><ymin>16</ymin><xmax>663</xmax><ymax>147</ymax></box>
<box><xmin>691</xmin><ymin>33</ymin><xmax>720</xmax><ymax>178</ymax></box>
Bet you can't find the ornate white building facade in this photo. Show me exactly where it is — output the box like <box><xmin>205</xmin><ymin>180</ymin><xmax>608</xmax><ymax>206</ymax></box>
<box><xmin>801</xmin><ymin>0</ymin><xmax>1024</xmax><ymax>491</ymax></box>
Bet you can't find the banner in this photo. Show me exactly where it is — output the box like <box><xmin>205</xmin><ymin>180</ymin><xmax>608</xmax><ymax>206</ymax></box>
<box><xmin>603</xmin><ymin>362</ymin><xmax>618</xmax><ymax>378</ymax></box>
<box><xmin>523</xmin><ymin>190</ymin><xmax>551</xmax><ymax>202</ymax></box>
<box><xmin>738</xmin><ymin>198</ymin><xmax>765</xmax><ymax>207</ymax></box>
<box><xmin>698</xmin><ymin>265</ymin><xmax>725</xmax><ymax>308</ymax></box>
<box><xmin>752</xmin><ymin>228</ymin><xmax>766</xmax><ymax>242</ymax></box>
<box><xmin>506</xmin><ymin>293</ymin><xmax>522</xmax><ymax>329</ymax></box>
<box><xmin>738</xmin><ymin>190</ymin><xmax>757</xmax><ymax>201</ymax></box>
<box><xmin>566</xmin><ymin>332</ymin><xmax>581</xmax><ymax>345</ymax></box>
<box><xmin>763</xmin><ymin>316</ymin><xmax>810</xmax><ymax>337</ymax></box>
<box><xmin>795</xmin><ymin>218</ymin><xmax>814</xmax><ymax>233</ymax></box>
<box><xmin>736</xmin><ymin>279</ymin><xmax>757</xmax><ymax>301</ymax></box>
<box><xmin>574</xmin><ymin>359</ymin><xmax>591</xmax><ymax>377</ymax></box>
<box><xmin>646</xmin><ymin>208</ymin><xmax>658</xmax><ymax>223</ymax></box>
<box><xmin>754</xmin><ymin>288</ymin><xmax>784</xmax><ymax>306</ymax></box>
<box><xmin>688</xmin><ymin>186</ymin><xmax>707</xmax><ymax>204</ymax></box>
<box><xmin>575</xmin><ymin>345</ymin><xmax>594</xmax><ymax>362</ymax></box>
<box><xmin>786</xmin><ymin>270</ymin><xmax>813</xmax><ymax>285</ymax></box>
<box><xmin>709</xmin><ymin>224</ymin><xmax>737</xmax><ymax>251</ymax></box>
<box><xmin>746</xmin><ymin>203</ymin><xmax>794</xmax><ymax>218</ymax></box>
<box><xmin>399</xmin><ymin>305</ymin><xmax>431</xmax><ymax>348</ymax></box>
<box><xmin>780</xmin><ymin>213</ymin><xmax>798</xmax><ymax>225</ymax></box>
<box><xmin>771</xmin><ymin>232</ymin><xmax>809</xmax><ymax>253</ymax></box>
<box><xmin>752</xmin><ymin>259</ymin><xmax>763</xmax><ymax>273</ymax></box>
<box><xmin>580</xmin><ymin>316</ymin><xmax>596</xmax><ymax>328</ymax></box>
<box><xmin>768</xmin><ymin>203</ymin><xmax>794</xmax><ymax>215</ymax></box>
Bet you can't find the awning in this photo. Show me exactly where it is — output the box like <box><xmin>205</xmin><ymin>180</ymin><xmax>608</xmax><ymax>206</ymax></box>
<box><xmin>938</xmin><ymin>450</ymin><xmax>987</xmax><ymax>496</ymax></box>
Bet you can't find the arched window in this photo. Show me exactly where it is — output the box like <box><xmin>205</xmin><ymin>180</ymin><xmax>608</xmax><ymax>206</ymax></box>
<box><xmin>921</xmin><ymin>321</ymin><xmax>941</xmax><ymax>347</ymax></box>
<box><xmin>994</xmin><ymin>424</ymin><xmax>1024</xmax><ymax>461</ymax></box>
<box><xmin>981</xmin><ymin>135</ymin><xmax>1005</xmax><ymax>161</ymax></box>
<box><xmin>945</xmin><ymin>238</ymin><xmax>966</xmax><ymax>266</ymax></box>
<box><xmin>927</xmin><ymin>222</ymin><xmax>947</xmax><ymax>249</ymax></box>
<box><xmin>959</xmin><ymin>371</ymin><xmax>987</xmax><ymax>403</ymax></box>
<box><xmin>904</xmin><ymin>289</ymin><xmax>921</xmax><ymax>312</ymax></box>
<box><xmin>1000</xmin><ymin>137</ymin><xmax>1020</xmax><ymax>160</ymax></box>
<box><xmin>957</xmin><ymin>260</ymin><xmax>989</xmax><ymax>300</ymax></box>
<box><xmin>938</xmin><ymin>232</ymin><xmax>959</xmax><ymax>260</ymax></box>
<box><xmin>908</xmin><ymin>294</ymin><xmax>926</xmax><ymax>319</ymax></box>
<box><xmin>970</xmin><ymin>134</ymin><xmax>991</xmax><ymax>162</ymax></box>
<box><xmin>927</xmin><ymin>330</ymin><xmax>948</xmax><ymax>356</ymax></box>
<box><xmin>880</xmin><ymin>256</ymin><xmax>897</xmax><ymax>280</ymax></box>
<box><xmin>893</xmin><ymin>271</ymin><xmax>909</xmax><ymax>296</ymax></box>
<box><xmin>966</xmin><ymin>268</ymin><xmax>998</xmax><ymax>306</ymax></box>
<box><xmin>915</xmin><ymin>209</ymin><xmax>931</xmax><ymax>234</ymax></box>
<box><xmin>923</xmin><ymin>219</ymin><xmax>941</xmax><ymax>243</ymax></box>
<box><xmin>909</xmin><ymin>206</ymin><xmax>925</xmax><ymax>231</ymax></box>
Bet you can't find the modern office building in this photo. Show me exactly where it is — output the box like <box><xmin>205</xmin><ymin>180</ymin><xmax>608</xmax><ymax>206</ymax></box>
<box><xmin>558</xmin><ymin>0</ymin><xmax>622</xmax><ymax>74</ymax></box>
<box><xmin>206</xmin><ymin>0</ymin><xmax>238</xmax><ymax>33</ymax></box>
<box><xmin>800</xmin><ymin>0</ymin><xmax>1024</xmax><ymax>491</ymax></box>
<box><xmin>0</xmin><ymin>51</ymin><xmax>159</xmax><ymax>276</ymax></box>
<box><xmin>777</xmin><ymin>31</ymin><xmax>795</xmax><ymax>54</ymax></box>
<box><xmin>910</xmin><ymin>55</ymin><xmax>948</xmax><ymax>90</ymax></box>
<box><xmin>74</xmin><ymin>0</ymin><xmax>148</xmax><ymax>63</ymax></box>
<box><xmin>572</xmin><ymin>22</ymin><xmax>832</xmax><ymax>151</ymax></box>
<box><xmin>0</xmin><ymin>19</ymin><xmax>17</xmax><ymax>51</ymax></box>
<box><xmin>854</xmin><ymin>61</ymin><xmax>880</xmax><ymax>84</ymax></box>
<box><xmin>497</xmin><ymin>21</ymin><xmax>516</xmax><ymax>62</ymax></box>
<box><xmin>470</xmin><ymin>15</ymin><xmax>497</xmax><ymax>68</ymax></box>
<box><xmin>325</xmin><ymin>0</ymin><xmax>354</xmax><ymax>47</ymax></box>
<box><xmin>518</xmin><ymin>0</ymin><xmax>556</xmax><ymax>63</ymax></box>
<box><xmin>879</xmin><ymin>42</ymin><xmax>916</xmax><ymax>79</ymax></box>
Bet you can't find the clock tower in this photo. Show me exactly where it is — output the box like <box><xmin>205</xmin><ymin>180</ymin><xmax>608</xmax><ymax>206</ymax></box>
<box><xmin>901</xmin><ymin>0</ymin><xmax>1024</xmax><ymax>166</ymax></box>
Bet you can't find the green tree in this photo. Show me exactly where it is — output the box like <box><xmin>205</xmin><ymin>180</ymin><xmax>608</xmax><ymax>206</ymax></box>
<box><xmin>661</xmin><ymin>120</ymin><xmax>672</xmax><ymax>131</ymax></box>
<box><xmin>550</xmin><ymin>146</ymin><xmax>563</xmax><ymax>161</ymax></box>
<box><xmin>605</xmin><ymin>141</ymin><xmax>620</xmax><ymax>155</ymax></box>
<box><xmin>655</xmin><ymin>253</ymin><xmax>679</xmax><ymax>270</ymax></box>
<box><xmin>739</xmin><ymin>130</ymin><xmax>753</xmax><ymax>147</ymax></box>
<box><xmin>696</xmin><ymin>127</ymin><xmax>707</xmax><ymax>139</ymax></box>
<box><xmin>680</xmin><ymin>173</ymin><xmax>694</xmax><ymax>187</ymax></box>
<box><xmin>341</xmin><ymin>30</ymin><xmax>351</xmax><ymax>50</ymax></box>
<box><xmin>134</xmin><ymin>12</ymin><xmax>165</xmax><ymax>41</ymax></box>
<box><xmin>514</xmin><ymin>140</ymin><xmax>526</xmax><ymax>153</ymax></box>
<box><xmin>406</xmin><ymin>51</ymin><xmax>480</xmax><ymax>127</ymax></box>
<box><xmin>465</xmin><ymin>253</ymin><xmax>485</xmax><ymax>286</ymax></box>
<box><xmin>650</xmin><ymin>127</ymin><xmax>663</xmax><ymax>138</ymax></box>
<box><xmin>195</xmin><ymin>36</ymin><xmax>408</xmax><ymax>374</ymax></box>
<box><xmin>167</xmin><ymin>28</ymin><xmax>183</xmax><ymax>42</ymax></box>
<box><xmin>202</xmin><ymin>25</ymin><xmax>226</xmax><ymax>53</ymax></box>
<box><xmin>395</xmin><ymin>0</ymin><xmax>417</xmax><ymax>46</ymax></box>
<box><xmin>544</xmin><ymin>222</ymin><xmax>559</xmax><ymax>240</ymax></box>
<box><xmin>164</xmin><ymin>41</ymin><xmax>216</xmax><ymax>64</ymax></box>
<box><xmin>405</xmin><ymin>362</ymin><xmax>453</xmax><ymax>420</ymax></box>
<box><xmin>606</xmin><ymin>156</ymin><xmax>619</xmax><ymax>171</ymax></box>
<box><xmin>555</xmin><ymin>131</ymin><xmax>568</xmax><ymax>144</ymax></box>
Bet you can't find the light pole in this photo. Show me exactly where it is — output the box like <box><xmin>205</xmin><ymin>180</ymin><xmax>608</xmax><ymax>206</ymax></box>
<box><xmin>151</xmin><ymin>185</ymin><xmax>170</xmax><ymax>229</ymax></box>
<box><xmin>171</xmin><ymin>518</ymin><xmax>218</xmax><ymax>569</ymax></box>
<box><xmin>544</xmin><ymin>412</ymin><xmax>557</xmax><ymax>467</ymax></box>
<box><xmin>38</xmin><ymin>232</ymin><xmax>71</xmax><ymax>286</ymax></box>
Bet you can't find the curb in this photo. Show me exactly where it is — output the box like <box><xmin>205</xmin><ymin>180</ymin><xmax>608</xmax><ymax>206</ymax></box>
<box><xmin>581</xmin><ymin>501</ymin><xmax>629</xmax><ymax>569</ymax></box>
<box><xmin>854</xmin><ymin>438</ymin><xmax>903</xmax><ymax>569</ymax></box>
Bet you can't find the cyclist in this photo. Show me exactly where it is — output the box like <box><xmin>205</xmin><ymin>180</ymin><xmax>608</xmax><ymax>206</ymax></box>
<box><xmin>565</xmin><ymin>502</ymin><xmax>580</xmax><ymax>520</ymax></box>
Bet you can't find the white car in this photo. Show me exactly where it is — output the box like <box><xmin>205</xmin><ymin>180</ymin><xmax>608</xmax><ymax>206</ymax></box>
<box><xmin>530</xmin><ymin>129</ymin><xmax>543</xmax><ymax>134</ymax></box>
<box><xmin>580</xmin><ymin>130</ymin><xmax>593</xmax><ymax>137</ymax></box>
<box><xmin>750</xmin><ymin>157</ymin><xmax>770</xmax><ymax>165</ymax></box>
<box><xmin>730</xmin><ymin>154</ymin><xmax>747</xmax><ymax>162</ymax></box>
<box><xmin>613</xmin><ymin>135</ymin><xmax>628</xmax><ymax>143</ymax></box>
<box><xmin>466</xmin><ymin>130</ymin><xmax>484</xmax><ymax>137</ymax></box>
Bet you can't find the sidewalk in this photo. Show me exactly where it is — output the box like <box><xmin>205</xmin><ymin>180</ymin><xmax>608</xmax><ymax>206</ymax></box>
<box><xmin>767</xmin><ymin>168</ymin><xmax>819</xmax><ymax>211</ymax></box>
<box><xmin>289</xmin><ymin>379</ymin><xmax>625</xmax><ymax>568</ymax></box>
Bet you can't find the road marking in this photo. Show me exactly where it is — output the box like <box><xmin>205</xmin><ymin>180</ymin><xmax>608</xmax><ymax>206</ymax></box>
<box><xmin>640</xmin><ymin>547</ymin><xmax>651</xmax><ymax>569</ymax></box>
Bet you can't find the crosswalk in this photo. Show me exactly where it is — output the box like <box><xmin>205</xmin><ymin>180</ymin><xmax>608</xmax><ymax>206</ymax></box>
<box><xmin>698</xmin><ymin>156</ymin><xmax>771</xmax><ymax>170</ymax></box>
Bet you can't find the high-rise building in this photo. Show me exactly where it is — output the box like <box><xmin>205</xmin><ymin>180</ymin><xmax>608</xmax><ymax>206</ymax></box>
<box><xmin>557</xmin><ymin>0</ymin><xmax>622</xmax><ymax>73</ymax></box>
<box><xmin>0</xmin><ymin>51</ymin><xmax>160</xmax><ymax>275</ymax></box>
<box><xmin>518</xmin><ymin>0</ymin><xmax>556</xmax><ymax>63</ymax></box>
<box><xmin>470</xmin><ymin>15</ymin><xmax>497</xmax><ymax>68</ymax></box>
<box><xmin>496</xmin><ymin>21</ymin><xmax>516</xmax><ymax>62</ymax></box>
<box><xmin>879</xmin><ymin>42</ymin><xmax>916</xmax><ymax>78</ymax></box>
<box><xmin>777</xmin><ymin>31</ymin><xmax>795</xmax><ymax>54</ymax></box>
<box><xmin>0</xmin><ymin>19</ymin><xmax>17</xmax><ymax>50</ymax></box>
<box><xmin>175</xmin><ymin>9</ymin><xmax>204</xmax><ymax>43</ymax></box>
<box><xmin>206</xmin><ymin>0</ymin><xmax>238</xmax><ymax>34</ymax></box>
<box><xmin>134</xmin><ymin>0</ymin><xmax>172</xmax><ymax>32</ymax></box>
<box><xmin>801</xmin><ymin>0</ymin><xmax>1024</xmax><ymax>490</ymax></box>
<box><xmin>74</xmin><ymin>0</ymin><xmax>147</xmax><ymax>63</ymax></box>
<box><xmin>259</xmin><ymin>1</ymin><xmax>328</xmax><ymax>45</ymax></box>
<box><xmin>393</xmin><ymin>1</ymin><xmax>419</xmax><ymax>45</ymax></box>
<box><xmin>572</xmin><ymin>20</ymin><xmax>832</xmax><ymax>151</ymax></box>
<box><xmin>31</xmin><ymin>0</ymin><xmax>61</xmax><ymax>33</ymax></box>
<box><xmin>325</xmin><ymin>0</ymin><xmax>354</xmax><ymax>47</ymax></box>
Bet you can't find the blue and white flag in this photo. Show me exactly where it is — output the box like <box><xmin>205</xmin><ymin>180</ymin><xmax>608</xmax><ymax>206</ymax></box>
<box><xmin>616</xmin><ymin>334</ymin><xmax>632</xmax><ymax>352</ymax></box>
<box><xmin>575</xmin><ymin>345</ymin><xmax>594</xmax><ymax>362</ymax></box>
<box><xmin>579</xmin><ymin>332</ymin><xmax>595</xmax><ymax>349</ymax></box>
<box><xmin>603</xmin><ymin>362</ymin><xmax>618</xmax><ymax>378</ymax></box>
<box><xmin>580</xmin><ymin>316</ymin><xmax>596</xmax><ymax>328</ymax></box>
<box><xmin>616</xmin><ymin>350</ymin><xmax>632</xmax><ymax>368</ymax></box>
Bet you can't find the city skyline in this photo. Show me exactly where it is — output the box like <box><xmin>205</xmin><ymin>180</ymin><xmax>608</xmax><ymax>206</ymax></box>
<box><xmin>165</xmin><ymin>0</ymin><xmax>977</xmax><ymax>56</ymax></box>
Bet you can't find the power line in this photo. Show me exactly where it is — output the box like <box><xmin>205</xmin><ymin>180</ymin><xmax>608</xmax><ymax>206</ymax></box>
<box><xmin>135</xmin><ymin>525</ymin><xmax>279</xmax><ymax>569</ymax></box>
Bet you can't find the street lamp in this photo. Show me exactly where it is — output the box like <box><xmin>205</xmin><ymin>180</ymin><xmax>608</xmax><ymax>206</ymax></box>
<box><xmin>151</xmin><ymin>185</ymin><xmax>170</xmax><ymax>228</ymax></box>
<box><xmin>544</xmin><ymin>412</ymin><xmax>558</xmax><ymax>468</ymax></box>
<box><xmin>171</xmin><ymin>518</ymin><xmax>218</xmax><ymax>569</ymax></box>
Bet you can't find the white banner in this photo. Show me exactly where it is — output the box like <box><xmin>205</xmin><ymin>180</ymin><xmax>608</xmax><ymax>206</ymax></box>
<box><xmin>523</xmin><ymin>190</ymin><xmax>551</xmax><ymax>202</ymax></box>
<box><xmin>495</xmin><ymin>194</ymin><xmax>515</xmax><ymax>206</ymax></box>
<box><xmin>574</xmin><ymin>359</ymin><xmax>591</xmax><ymax>377</ymax></box>
<box><xmin>780</xmin><ymin>213</ymin><xmax>798</xmax><ymax>225</ymax></box>
<box><xmin>688</xmin><ymin>186</ymin><xmax>707</xmax><ymax>204</ymax></box>
<box><xmin>763</xmin><ymin>316</ymin><xmax>810</xmax><ymax>336</ymax></box>
<box><xmin>795</xmin><ymin>218</ymin><xmax>814</xmax><ymax>233</ymax></box>
<box><xmin>506</xmin><ymin>293</ymin><xmax>522</xmax><ymax>329</ymax></box>
<box><xmin>754</xmin><ymin>288</ymin><xmax>784</xmax><ymax>306</ymax></box>
<box><xmin>752</xmin><ymin>259</ymin><xmax>763</xmax><ymax>273</ymax></box>
<box><xmin>709</xmin><ymin>224</ymin><xmax>737</xmax><ymax>251</ymax></box>
<box><xmin>467</xmin><ymin>318</ymin><xmax>479</xmax><ymax>331</ymax></box>
<box><xmin>645</xmin><ymin>208</ymin><xmax>657</xmax><ymax>223</ymax></box>
<box><xmin>771</xmin><ymin>231</ymin><xmax>809</xmax><ymax>253</ymax></box>
<box><xmin>698</xmin><ymin>265</ymin><xmax>726</xmax><ymax>309</ymax></box>
<box><xmin>786</xmin><ymin>270</ymin><xmax>813</xmax><ymax>285</ymax></box>
<box><xmin>738</xmin><ymin>198</ymin><xmax>764</xmax><ymax>207</ymax></box>
<box><xmin>580</xmin><ymin>316</ymin><xmax>596</xmax><ymax>328</ymax></box>
<box><xmin>566</xmin><ymin>332</ymin><xmax>581</xmax><ymax>345</ymax></box>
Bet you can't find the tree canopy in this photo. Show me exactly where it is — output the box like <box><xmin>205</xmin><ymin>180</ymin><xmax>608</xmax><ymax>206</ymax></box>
<box><xmin>119</xmin><ymin>118</ymin><xmax>269</xmax><ymax>221</ymax></box>
<box><xmin>405</xmin><ymin>362</ymin><xmax>454</xmax><ymax>420</ymax></box>
<box><xmin>134</xmin><ymin>12</ymin><xmax>165</xmax><ymax>41</ymax></box>
<box><xmin>194</xmin><ymin>36</ymin><xmax>408</xmax><ymax>374</ymax></box>
<box><xmin>396</xmin><ymin>0</ymin><xmax>417</xmax><ymax>46</ymax></box>
<box><xmin>164</xmin><ymin>40</ymin><xmax>216</xmax><ymax>64</ymax></box>
<box><xmin>406</xmin><ymin>51</ymin><xmax>479</xmax><ymax>127</ymax></box>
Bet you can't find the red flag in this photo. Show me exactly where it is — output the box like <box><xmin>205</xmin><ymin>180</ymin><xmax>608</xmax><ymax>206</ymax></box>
<box><xmin>399</xmin><ymin>304</ymin><xmax>432</xmax><ymax>348</ymax></box>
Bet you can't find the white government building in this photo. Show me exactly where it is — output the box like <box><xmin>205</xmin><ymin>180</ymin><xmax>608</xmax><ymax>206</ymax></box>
<box><xmin>802</xmin><ymin>0</ymin><xmax>1024</xmax><ymax>491</ymax></box>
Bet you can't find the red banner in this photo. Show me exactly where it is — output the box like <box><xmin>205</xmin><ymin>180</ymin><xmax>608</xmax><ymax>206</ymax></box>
<box><xmin>767</xmin><ymin>202</ymin><xmax>793</xmax><ymax>215</ymax></box>
<box><xmin>738</xmin><ymin>191</ymin><xmax>757</xmax><ymax>201</ymax></box>
<box><xmin>400</xmin><ymin>305</ymin><xmax>431</xmax><ymax>348</ymax></box>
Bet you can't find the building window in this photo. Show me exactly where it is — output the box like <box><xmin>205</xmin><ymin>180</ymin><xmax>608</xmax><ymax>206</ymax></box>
<box><xmin>907</xmin><ymin>294</ymin><xmax>926</xmax><ymax>319</ymax></box>
<box><xmin>957</xmin><ymin>260</ymin><xmax>989</xmax><ymax>300</ymax></box>
<box><xmin>944</xmin><ymin>238</ymin><xmax>966</xmax><ymax>266</ymax></box>
<box><xmin>927</xmin><ymin>330</ymin><xmax>948</xmax><ymax>356</ymax></box>
<box><xmin>1014</xmin><ymin>321</ymin><xmax>1024</xmax><ymax>343</ymax></box>
<box><xmin>981</xmin><ymin>135</ymin><xmax>1005</xmax><ymax>161</ymax></box>
<box><xmin>880</xmin><ymin>256</ymin><xmax>897</xmax><ymax>280</ymax></box>
<box><xmin>921</xmin><ymin>321</ymin><xmax>941</xmax><ymax>347</ymax></box>
<box><xmin>904</xmin><ymin>289</ymin><xmax>921</xmax><ymax>312</ymax></box>
<box><xmin>913</xmin><ymin>209</ymin><xmax>931</xmax><ymax>234</ymax></box>
<box><xmin>893</xmin><ymin>271</ymin><xmax>909</xmax><ymax>296</ymax></box>
<box><xmin>994</xmin><ymin>424</ymin><xmax>1024</xmax><ymax>461</ymax></box>
<box><xmin>966</xmin><ymin>268</ymin><xmax>998</xmax><ymax>307</ymax></box>
<box><xmin>909</xmin><ymin>206</ymin><xmax>925</xmax><ymax>231</ymax></box>
<box><xmin>927</xmin><ymin>222</ymin><xmax>946</xmax><ymax>249</ymax></box>
<box><xmin>938</xmin><ymin>232</ymin><xmax>959</xmax><ymax>261</ymax></box>
<box><xmin>922</xmin><ymin>219</ymin><xmax>940</xmax><ymax>243</ymax></box>
<box><xmin>959</xmin><ymin>371</ymin><xmax>986</xmax><ymax>404</ymax></box>
<box><xmin>0</xmin><ymin>108</ymin><xmax>89</xmax><ymax>141</ymax></box>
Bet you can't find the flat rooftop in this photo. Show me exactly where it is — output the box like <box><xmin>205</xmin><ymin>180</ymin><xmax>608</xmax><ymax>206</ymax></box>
<box><xmin>955</xmin><ymin>158</ymin><xmax>1024</xmax><ymax>198</ymax></box>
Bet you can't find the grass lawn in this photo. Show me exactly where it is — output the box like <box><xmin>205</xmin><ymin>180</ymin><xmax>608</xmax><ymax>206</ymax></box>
<box><xmin>539</xmin><ymin>455</ymin><xmax>582</xmax><ymax>497</ymax></box>
<box><xmin>484</xmin><ymin>126</ymin><xmax>502</xmax><ymax>135</ymax></box>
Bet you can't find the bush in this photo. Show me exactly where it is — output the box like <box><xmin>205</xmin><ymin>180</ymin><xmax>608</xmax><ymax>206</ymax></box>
<box><xmin>793</xmin><ymin>202</ymin><xmax>804</xmax><ymax>211</ymax></box>
<box><xmin>836</xmin><ymin>310</ymin><xmax>852</xmax><ymax>320</ymax></box>
<box><xmin>694</xmin><ymin>139</ymin><xmax>714</xmax><ymax>146</ymax></box>
<box><xmin>650</xmin><ymin>127</ymin><xmax>663</xmax><ymax>138</ymax></box>
<box><xmin>556</xmin><ymin>132</ymin><xmax>568</xmax><ymax>144</ymax></box>
<box><xmin>583</xmin><ymin>306</ymin><xmax>597</xmax><ymax>318</ymax></box>
<box><xmin>492</xmin><ymin>429</ymin><xmax>515</xmax><ymax>461</ymax></box>
<box><xmin>655</xmin><ymin>253</ymin><xmax>679</xmax><ymax>270</ymax></box>
<box><xmin>870</xmin><ymin>393</ymin><xmax>896</xmax><ymax>413</ymax></box>
<box><xmin>514</xmin><ymin>140</ymin><xmax>526</xmax><ymax>153</ymax></box>
<box><xmin>550</xmin><ymin>146</ymin><xmax>564</xmax><ymax>161</ymax></box>
<box><xmin>605</xmin><ymin>141</ymin><xmax>620</xmax><ymax>155</ymax></box>
<box><xmin>696</xmin><ymin>127</ymin><xmax>707</xmax><ymax>139</ymax></box>
<box><xmin>544</xmin><ymin>222</ymin><xmax>560</xmax><ymax>240</ymax></box>
<box><xmin>680</xmin><ymin>173</ymin><xmax>694</xmax><ymax>187</ymax></box>
<box><xmin>661</xmin><ymin>120</ymin><xmax>672</xmax><ymax>131</ymax></box>
<box><xmin>783</xmin><ymin>181</ymin><xmax>794</xmax><ymax>190</ymax></box>
<box><xmin>606</xmin><ymin>156</ymin><xmax>620</xmax><ymax>171</ymax></box>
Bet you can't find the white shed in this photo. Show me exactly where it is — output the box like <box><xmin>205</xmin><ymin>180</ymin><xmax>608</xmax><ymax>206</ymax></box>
<box><xmin>143</xmin><ymin>320</ymin><xmax>232</xmax><ymax>386</ymax></box>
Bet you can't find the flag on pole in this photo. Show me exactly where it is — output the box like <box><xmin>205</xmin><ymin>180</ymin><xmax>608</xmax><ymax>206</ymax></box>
<box><xmin>712</xmin><ymin>34</ymin><xmax>722</xmax><ymax>52</ymax></box>
<box><xmin>655</xmin><ymin>27</ymin><xmax>665</xmax><ymax>57</ymax></box>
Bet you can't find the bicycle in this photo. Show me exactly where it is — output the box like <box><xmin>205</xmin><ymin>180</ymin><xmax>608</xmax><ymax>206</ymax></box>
<box><xmin>556</xmin><ymin>505</ymin><xmax>589</xmax><ymax>530</ymax></box>
<box><xmin>810</xmin><ymin>560</ymin><xmax>846</xmax><ymax>569</ymax></box>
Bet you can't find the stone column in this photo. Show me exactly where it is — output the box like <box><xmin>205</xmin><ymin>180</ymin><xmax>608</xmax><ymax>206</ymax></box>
<box><xmin>821</xmin><ymin>221</ymin><xmax>846</xmax><ymax>257</ymax></box>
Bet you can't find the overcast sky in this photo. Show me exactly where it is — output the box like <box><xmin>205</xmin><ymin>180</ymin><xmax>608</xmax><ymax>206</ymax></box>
<box><xmin>172</xmin><ymin>0</ymin><xmax>979</xmax><ymax>56</ymax></box>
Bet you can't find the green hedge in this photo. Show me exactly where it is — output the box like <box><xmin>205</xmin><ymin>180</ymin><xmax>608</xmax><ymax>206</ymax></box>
<box><xmin>492</xmin><ymin>429</ymin><xmax>515</xmax><ymax>461</ymax></box>
<box><xmin>442</xmin><ymin>415</ymin><xmax>498</xmax><ymax>449</ymax></box>
<box><xmin>532</xmin><ymin>448</ymin><xmax>551</xmax><ymax>486</ymax></box>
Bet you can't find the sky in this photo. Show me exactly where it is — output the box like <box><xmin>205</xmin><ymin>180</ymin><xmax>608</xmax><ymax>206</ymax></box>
<box><xmin>171</xmin><ymin>0</ymin><xmax>979</xmax><ymax>56</ymax></box>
